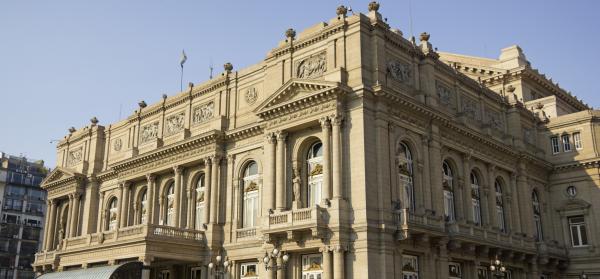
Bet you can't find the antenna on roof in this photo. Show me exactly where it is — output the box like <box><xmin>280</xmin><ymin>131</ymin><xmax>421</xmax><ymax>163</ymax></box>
<box><xmin>209</xmin><ymin>58</ymin><xmax>214</xmax><ymax>79</ymax></box>
<box><xmin>408</xmin><ymin>0</ymin><xmax>414</xmax><ymax>38</ymax></box>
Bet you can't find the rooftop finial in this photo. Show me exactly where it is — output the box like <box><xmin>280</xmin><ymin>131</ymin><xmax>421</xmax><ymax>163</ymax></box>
<box><xmin>368</xmin><ymin>1</ymin><xmax>380</xmax><ymax>12</ymax></box>
<box><xmin>285</xmin><ymin>28</ymin><xmax>296</xmax><ymax>40</ymax></box>
<box><xmin>68</xmin><ymin>127</ymin><xmax>76</xmax><ymax>134</ymax></box>
<box><xmin>336</xmin><ymin>5</ymin><xmax>348</xmax><ymax>17</ymax></box>
<box><xmin>224</xmin><ymin>62</ymin><xmax>233</xmax><ymax>73</ymax></box>
<box><xmin>162</xmin><ymin>94</ymin><xmax>168</xmax><ymax>100</ymax></box>
<box><xmin>90</xmin><ymin>117</ymin><xmax>99</xmax><ymax>126</ymax></box>
<box><xmin>138</xmin><ymin>100</ymin><xmax>147</xmax><ymax>108</ymax></box>
<box><xmin>506</xmin><ymin>85</ymin><xmax>516</xmax><ymax>93</ymax></box>
<box><xmin>420</xmin><ymin>32</ymin><xmax>430</xmax><ymax>42</ymax></box>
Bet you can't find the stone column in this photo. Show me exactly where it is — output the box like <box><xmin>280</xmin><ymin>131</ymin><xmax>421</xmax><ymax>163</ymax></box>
<box><xmin>320</xmin><ymin>117</ymin><xmax>332</xmax><ymax>205</ymax></box>
<box><xmin>437</xmin><ymin>239</ymin><xmax>449</xmax><ymax>279</ymax></box>
<box><xmin>510</xmin><ymin>173</ymin><xmax>522</xmax><ymax>234</ymax></box>
<box><xmin>45</xmin><ymin>200</ymin><xmax>57</xmax><ymax>251</ymax></box>
<box><xmin>146</xmin><ymin>174</ymin><xmax>156</xmax><ymax>225</ymax></box>
<box><xmin>186</xmin><ymin>185</ymin><xmax>194</xmax><ymax>229</ymax></box>
<box><xmin>141</xmin><ymin>256</ymin><xmax>153</xmax><ymax>279</ymax></box>
<box><xmin>331</xmin><ymin>115</ymin><xmax>343</xmax><ymax>200</ymax></box>
<box><xmin>97</xmin><ymin>192</ymin><xmax>105</xmax><ymax>232</ymax></box>
<box><xmin>486</xmin><ymin>164</ymin><xmax>498</xmax><ymax>229</ymax></box>
<box><xmin>173</xmin><ymin>166</ymin><xmax>183</xmax><ymax>227</ymax></box>
<box><xmin>333</xmin><ymin>246</ymin><xmax>345</xmax><ymax>279</ymax></box>
<box><xmin>275</xmin><ymin>131</ymin><xmax>287</xmax><ymax>210</ymax></box>
<box><xmin>70</xmin><ymin>193</ymin><xmax>81</xmax><ymax>237</ymax></box>
<box><xmin>462</xmin><ymin>155</ymin><xmax>472</xmax><ymax>224</ymax></box>
<box><xmin>265</xmin><ymin>133</ymin><xmax>277</xmax><ymax>214</ymax></box>
<box><xmin>276</xmin><ymin>255</ymin><xmax>284</xmax><ymax>279</ymax></box>
<box><xmin>120</xmin><ymin>183</ymin><xmax>131</xmax><ymax>228</ymax></box>
<box><xmin>209</xmin><ymin>155</ymin><xmax>220</xmax><ymax>224</ymax></box>
<box><xmin>321</xmin><ymin>246</ymin><xmax>332</xmax><ymax>279</ymax></box>
<box><xmin>42</xmin><ymin>200</ymin><xmax>51</xmax><ymax>250</ymax></box>
<box><xmin>65</xmin><ymin>194</ymin><xmax>74</xmax><ymax>237</ymax></box>
<box><xmin>116</xmin><ymin>184</ymin><xmax>124</xmax><ymax>230</ymax></box>
<box><xmin>421</xmin><ymin>137</ymin><xmax>432</xmax><ymax>212</ymax></box>
<box><xmin>428</xmin><ymin>134</ymin><xmax>443</xmax><ymax>218</ymax></box>
<box><xmin>204</xmin><ymin>158</ymin><xmax>212</xmax><ymax>226</ymax></box>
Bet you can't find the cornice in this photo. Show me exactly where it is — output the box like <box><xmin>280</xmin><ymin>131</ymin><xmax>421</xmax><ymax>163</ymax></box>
<box><xmin>554</xmin><ymin>159</ymin><xmax>600</xmax><ymax>172</ymax></box>
<box><xmin>434</xmin><ymin>60</ymin><xmax>505</xmax><ymax>105</ymax></box>
<box><xmin>225</xmin><ymin>123</ymin><xmax>263</xmax><ymax>142</ymax></box>
<box><xmin>110</xmin><ymin>130</ymin><xmax>222</xmax><ymax>173</ymax></box>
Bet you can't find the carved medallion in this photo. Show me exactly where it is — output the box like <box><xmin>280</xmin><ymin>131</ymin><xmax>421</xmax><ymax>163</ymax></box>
<box><xmin>165</xmin><ymin>112</ymin><xmax>185</xmax><ymax>136</ymax></box>
<box><xmin>140</xmin><ymin>122</ymin><xmax>159</xmax><ymax>143</ymax></box>
<box><xmin>387</xmin><ymin>60</ymin><xmax>412</xmax><ymax>83</ymax></box>
<box><xmin>245</xmin><ymin>87</ymin><xmax>258</xmax><ymax>104</ymax></box>
<box><xmin>67</xmin><ymin>147</ymin><xmax>83</xmax><ymax>166</ymax></box>
<box><xmin>192</xmin><ymin>102</ymin><xmax>214</xmax><ymax>124</ymax></box>
<box><xmin>113</xmin><ymin>138</ymin><xmax>122</xmax><ymax>151</ymax></box>
<box><xmin>296</xmin><ymin>53</ymin><xmax>327</xmax><ymax>79</ymax></box>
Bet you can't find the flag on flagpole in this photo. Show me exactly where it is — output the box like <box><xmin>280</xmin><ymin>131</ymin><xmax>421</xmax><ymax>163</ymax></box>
<box><xmin>180</xmin><ymin>50</ymin><xmax>187</xmax><ymax>68</ymax></box>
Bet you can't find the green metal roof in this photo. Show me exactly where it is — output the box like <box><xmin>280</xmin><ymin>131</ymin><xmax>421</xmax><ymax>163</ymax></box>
<box><xmin>36</xmin><ymin>262</ymin><xmax>142</xmax><ymax>279</ymax></box>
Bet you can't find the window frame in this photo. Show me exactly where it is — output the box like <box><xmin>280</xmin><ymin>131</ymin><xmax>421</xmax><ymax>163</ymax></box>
<box><xmin>442</xmin><ymin>161</ymin><xmax>456</xmax><ymax>222</ymax></box>
<box><xmin>568</xmin><ymin>215</ymin><xmax>589</xmax><ymax>247</ymax></box>
<box><xmin>573</xmin><ymin>132</ymin><xmax>583</xmax><ymax>150</ymax></box>
<box><xmin>550</xmin><ymin>137</ymin><xmax>560</xmax><ymax>154</ymax></box>
<box><xmin>242</xmin><ymin>161</ymin><xmax>260</xmax><ymax>228</ymax></box>
<box><xmin>561</xmin><ymin>134</ymin><xmax>572</xmax><ymax>152</ymax></box>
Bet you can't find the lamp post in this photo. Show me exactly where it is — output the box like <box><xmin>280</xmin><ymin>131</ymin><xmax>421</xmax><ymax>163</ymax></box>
<box><xmin>208</xmin><ymin>255</ymin><xmax>230</xmax><ymax>279</ymax></box>
<box><xmin>489</xmin><ymin>257</ymin><xmax>506</xmax><ymax>278</ymax></box>
<box><xmin>263</xmin><ymin>248</ymin><xmax>289</xmax><ymax>271</ymax></box>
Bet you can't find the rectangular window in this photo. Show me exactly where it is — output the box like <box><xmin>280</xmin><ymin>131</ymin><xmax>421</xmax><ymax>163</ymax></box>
<box><xmin>240</xmin><ymin>263</ymin><xmax>259</xmax><ymax>279</ymax></box>
<box><xmin>302</xmin><ymin>254</ymin><xmax>323</xmax><ymax>279</ymax></box>
<box><xmin>550</xmin><ymin>137</ymin><xmax>560</xmax><ymax>154</ymax></box>
<box><xmin>402</xmin><ymin>255</ymin><xmax>419</xmax><ymax>279</ymax></box>
<box><xmin>573</xmin><ymin>132</ymin><xmax>583</xmax><ymax>150</ymax></box>
<box><xmin>448</xmin><ymin>262</ymin><xmax>462</xmax><ymax>279</ymax></box>
<box><xmin>562</xmin><ymin>135</ymin><xmax>571</xmax><ymax>152</ymax></box>
<box><xmin>569</xmin><ymin>216</ymin><xmax>588</xmax><ymax>247</ymax></box>
<box><xmin>477</xmin><ymin>267</ymin><xmax>488</xmax><ymax>279</ymax></box>
<box><xmin>243</xmin><ymin>191</ymin><xmax>259</xmax><ymax>228</ymax></box>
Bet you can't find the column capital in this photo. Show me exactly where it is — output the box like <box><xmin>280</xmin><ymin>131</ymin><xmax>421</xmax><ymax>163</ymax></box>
<box><xmin>48</xmin><ymin>199</ymin><xmax>55</xmax><ymax>206</ymax></box>
<box><xmin>73</xmin><ymin>192</ymin><xmax>81</xmax><ymax>199</ymax></box>
<box><xmin>332</xmin><ymin>245</ymin><xmax>346</xmax><ymax>252</ymax></box>
<box><xmin>319</xmin><ymin>245</ymin><xmax>330</xmax><ymax>253</ymax></box>
<box><xmin>319</xmin><ymin>116</ymin><xmax>331</xmax><ymax>128</ymax></box>
<box><xmin>99</xmin><ymin>191</ymin><xmax>105</xmax><ymax>199</ymax></box>
<box><xmin>146</xmin><ymin>173</ymin><xmax>156</xmax><ymax>183</ymax></box>
<box><xmin>68</xmin><ymin>193</ymin><xmax>74</xmax><ymax>200</ymax></box>
<box><xmin>275</xmin><ymin>130</ymin><xmax>287</xmax><ymax>141</ymax></box>
<box><xmin>330</xmin><ymin>115</ymin><xmax>344</xmax><ymax>126</ymax></box>
<box><xmin>487</xmin><ymin>163</ymin><xmax>497</xmax><ymax>173</ymax></box>
<box><xmin>265</xmin><ymin>132</ymin><xmax>277</xmax><ymax>144</ymax></box>
<box><xmin>209</xmin><ymin>154</ymin><xmax>222</xmax><ymax>164</ymax></box>
<box><xmin>173</xmin><ymin>165</ymin><xmax>183</xmax><ymax>174</ymax></box>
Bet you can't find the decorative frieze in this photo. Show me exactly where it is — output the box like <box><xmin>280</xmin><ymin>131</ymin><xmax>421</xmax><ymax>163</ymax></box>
<box><xmin>266</xmin><ymin>100</ymin><xmax>336</xmax><ymax>128</ymax></box>
<box><xmin>387</xmin><ymin>60</ymin><xmax>412</xmax><ymax>83</ymax></box>
<box><xmin>165</xmin><ymin>112</ymin><xmax>185</xmax><ymax>136</ymax></box>
<box><xmin>140</xmin><ymin>122</ymin><xmax>159</xmax><ymax>144</ymax></box>
<box><xmin>486</xmin><ymin>110</ymin><xmax>504</xmax><ymax>130</ymax></box>
<box><xmin>67</xmin><ymin>147</ymin><xmax>83</xmax><ymax>167</ymax></box>
<box><xmin>296</xmin><ymin>52</ymin><xmax>327</xmax><ymax>79</ymax></box>
<box><xmin>192</xmin><ymin>102</ymin><xmax>215</xmax><ymax>124</ymax></box>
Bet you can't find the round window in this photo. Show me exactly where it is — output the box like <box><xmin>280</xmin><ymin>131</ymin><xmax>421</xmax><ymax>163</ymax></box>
<box><xmin>566</xmin><ymin>185</ymin><xmax>577</xmax><ymax>197</ymax></box>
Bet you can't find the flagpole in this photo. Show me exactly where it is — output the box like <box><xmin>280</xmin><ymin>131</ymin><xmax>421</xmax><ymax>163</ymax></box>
<box><xmin>180</xmin><ymin>64</ymin><xmax>184</xmax><ymax>92</ymax></box>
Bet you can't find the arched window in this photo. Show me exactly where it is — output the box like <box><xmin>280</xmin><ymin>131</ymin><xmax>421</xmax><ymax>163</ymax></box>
<box><xmin>140</xmin><ymin>189</ymin><xmax>148</xmax><ymax>224</ymax></box>
<box><xmin>108</xmin><ymin>198</ymin><xmax>118</xmax><ymax>231</ymax></box>
<box><xmin>495</xmin><ymin>180</ymin><xmax>506</xmax><ymax>232</ymax></box>
<box><xmin>195</xmin><ymin>175</ymin><xmax>206</xmax><ymax>230</ymax></box>
<box><xmin>442</xmin><ymin>161</ymin><xmax>455</xmax><ymax>222</ymax></box>
<box><xmin>242</xmin><ymin>161</ymin><xmax>260</xmax><ymax>228</ymax></box>
<box><xmin>165</xmin><ymin>184</ymin><xmax>175</xmax><ymax>226</ymax></box>
<box><xmin>532</xmin><ymin>190</ymin><xmax>543</xmax><ymax>241</ymax></box>
<box><xmin>307</xmin><ymin>142</ymin><xmax>324</xmax><ymax>207</ymax></box>
<box><xmin>397</xmin><ymin>142</ymin><xmax>415</xmax><ymax>211</ymax></box>
<box><xmin>470</xmin><ymin>172</ymin><xmax>482</xmax><ymax>226</ymax></box>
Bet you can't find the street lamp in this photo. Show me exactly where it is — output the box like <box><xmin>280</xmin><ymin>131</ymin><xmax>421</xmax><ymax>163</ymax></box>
<box><xmin>263</xmin><ymin>248</ymin><xmax>289</xmax><ymax>271</ymax></box>
<box><xmin>489</xmin><ymin>257</ymin><xmax>506</xmax><ymax>278</ymax></box>
<box><xmin>208</xmin><ymin>255</ymin><xmax>230</xmax><ymax>279</ymax></box>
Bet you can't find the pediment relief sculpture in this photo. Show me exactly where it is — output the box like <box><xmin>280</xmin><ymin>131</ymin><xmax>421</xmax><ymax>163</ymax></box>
<box><xmin>192</xmin><ymin>102</ymin><xmax>214</xmax><ymax>124</ymax></box>
<box><xmin>165</xmin><ymin>112</ymin><xmax>185</xmax><ymax>136</ymax></box>
<box><xmin>310</xmin><ymin>164</ymin><xmax>323</xmax><ymax>176</ymax></box>
<box><xmin>436</xmin><ymin>81</ymin><xmax>453</xmax><ymax>106</ymax></box>
<box><xmin>67</xmin><ymin>147</ymin><xmax>83</xmax><ymax>167</ymax></box>
<box><xmin>140</xmin><ymin>122</ymin><xmax>159</xmax><ymax>144</ymax></box>
<box><xmin>387</xmin><ymin>60</ymin><xmax>412</xmax><ymax>83</ymax></box>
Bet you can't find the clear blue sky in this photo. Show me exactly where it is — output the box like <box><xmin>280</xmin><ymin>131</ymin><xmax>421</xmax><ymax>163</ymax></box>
<box><xmin>1</xmin><ymin>0</ymin><xmax>599</xmax><ymax>168</ymax></box>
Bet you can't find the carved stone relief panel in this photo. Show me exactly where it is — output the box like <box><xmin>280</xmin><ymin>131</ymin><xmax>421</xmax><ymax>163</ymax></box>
<box><xmin>245</xmin><ymin>87</ymin><xmax>258</xmax><ymax>105</ymax></box>
<box><xmin>296</xmin><ymin>52</ymin><xmax>327</xmax><ymax>79</ymax></box>
<box><xmin>192</xmin><ymin>102</ymin><xmax>215</xmax><ymax>125</ymax></box>
<box><xmin>140</xmin><ymin>122</ymin><xmax>159</xmax><ymax>144</ymax></box>
<box><xmin>165</xmin><ymin>112</ymin><xmax>185</xmax><ymax>136</ymax></box>
<box><xmin>112</xmin><ymin>138</ymin><xmax>123</xmax><ymax>151</ymax></box>
<box><xmin>387</xmin><ymin>60</ymin><xmax>412</xmax><ymax>84</ymax></box>
<box><xmin>461</xmin><ymin>95</ymin><xmax>479</xmax><ymax>120</ymax></box>
<box><xmin>486</xmin><ymin>110</ymin><xmax>504</xmax><ymax>130</ymax></box>
<box><xmin>436</xmin><ymin>81</ymin><xmax>453</xmax><ymax>106</ymax></box>
<box><xmin>523</xmin><ymin>128</ymin><xmax>534</xmax><ymax>144</ymax></box>
<box><xmin>67</xmin><ymin>147</ymin><xmax>83</xmax><ymax>167</ymax></box>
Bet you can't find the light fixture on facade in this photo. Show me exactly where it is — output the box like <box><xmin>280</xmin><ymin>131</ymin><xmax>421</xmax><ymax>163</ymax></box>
<box><xmin>489</xmin><ymin>256</ymin><xmax>506</xmax><ymax>278</ymax></box>
<box><xmin>263</xmin><ymin>248</ymin><xmax>289</xmax><ymax>271</ymax></box>
<box><xmin>208</xmin><ymin>255</ymin><xmax>229</xmax><ymax>278</ymax></box>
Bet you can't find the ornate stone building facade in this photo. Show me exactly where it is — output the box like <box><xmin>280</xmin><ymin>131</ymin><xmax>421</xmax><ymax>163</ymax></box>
<box><xmin>33</xmin><ymin>3</ymin><xmax>599</xmax><ymax>279</ymax></box>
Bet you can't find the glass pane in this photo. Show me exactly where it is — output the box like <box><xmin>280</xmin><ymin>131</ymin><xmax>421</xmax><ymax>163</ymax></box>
<box><xmin>580</xmin><ymin>225</ymin><xmax>588</xmax><ymax>245</ymax></box>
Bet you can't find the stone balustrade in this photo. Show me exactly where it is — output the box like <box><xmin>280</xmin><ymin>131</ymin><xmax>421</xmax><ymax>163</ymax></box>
<box><xmin>264</xmin><ymin>205</ymin><xmax>327</xmax><ymax>234</ymax></box>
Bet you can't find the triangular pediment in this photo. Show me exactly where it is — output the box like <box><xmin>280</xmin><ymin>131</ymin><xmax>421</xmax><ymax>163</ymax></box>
<box><xmin>41</xmin><ymin>166</ymin><xmax>83</xmax><ymax>187</ymax></box>
<box><xmin>254</xmin><ymin>79</ymin><xmax>342</xmax><ymax>117</ymax></box>
<box><xmin>557</xmin><ymin>198</ymin><xmax>591</xmax><ymax>212</ymax></box>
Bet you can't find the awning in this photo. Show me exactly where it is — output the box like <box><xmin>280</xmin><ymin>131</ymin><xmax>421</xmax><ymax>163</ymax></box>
<box><xmin>36</xmin><ymin>262</ymin><xmax>142</xmax><ymax>279</ymax></box>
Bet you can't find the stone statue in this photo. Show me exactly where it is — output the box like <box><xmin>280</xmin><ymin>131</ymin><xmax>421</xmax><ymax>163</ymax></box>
<box><xmin>292</xmin><ymin>168</ymin><xmax>302</xmax><ymax>208</ymax></box>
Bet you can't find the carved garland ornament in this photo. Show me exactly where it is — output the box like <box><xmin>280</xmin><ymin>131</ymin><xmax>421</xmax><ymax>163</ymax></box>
<box><xmin>192</xmin><ymin>102</ymin><xmax>214</xmax><ymax>124</ymax></box>
<box><xmin>296</xmin><ymin>53</ymin><xmax>327</xmax><ymax>79</ymax></box>
<box><xmin>140</xmin><ymin>122</ymin><xmax>159</xmax><ymax>143</ymax></box>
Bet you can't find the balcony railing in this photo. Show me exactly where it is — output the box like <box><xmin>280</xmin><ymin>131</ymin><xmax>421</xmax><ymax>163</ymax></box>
<box><xmin>265</xmin><ymin>205</ymin><xmax>326</xmax><ymax>232</ymax></box>
<box><xmin>235</xmin><ymin>227</ymin><xmax>257</xmax><ymax>239</ymax></box>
